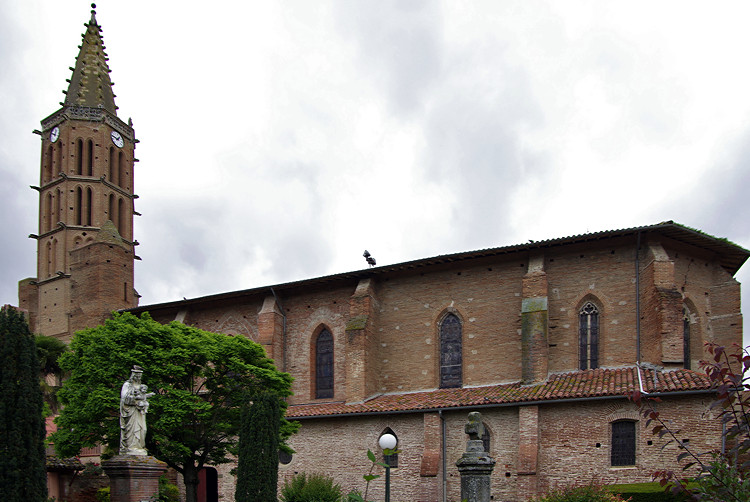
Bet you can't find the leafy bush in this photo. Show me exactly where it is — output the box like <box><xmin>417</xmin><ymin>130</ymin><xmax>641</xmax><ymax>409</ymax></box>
<box><xmin>157</xmin><ymin>475</ymin><xmax>180</xmax><ymax>502</ymax></box>
<box><xmin>532</xmin><ymin>483</ymin><xmax>628</xmax><ymax>502</ymax></box>
<box><xmin>95</xmin><ymin>487</ymin><xmax>110</xmax><ymax>502</ymax></box>
<box><xmin>280</xmin><ymin>472</ymin><xmax>343</xmax><ymax>502</ymax></box>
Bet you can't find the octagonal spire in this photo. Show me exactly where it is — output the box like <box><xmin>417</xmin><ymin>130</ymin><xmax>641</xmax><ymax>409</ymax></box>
<box><xmin>63</xmin><ymin>3</ymin><xmax>117</xmax><ymax>115</ymax></box>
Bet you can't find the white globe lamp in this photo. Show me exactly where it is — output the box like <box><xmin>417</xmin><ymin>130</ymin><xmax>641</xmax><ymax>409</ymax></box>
<box><xmin>379</xmin><ymin>433</ymin><xmax>397</xmax><ymax>450</ymax></box>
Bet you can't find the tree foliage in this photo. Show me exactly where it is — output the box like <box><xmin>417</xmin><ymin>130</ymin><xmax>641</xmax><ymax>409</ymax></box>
<box><xmin>35</xmin><ymin>334</ymin><xmax>67</xmax><ymax>415</ymax></box>
<box><xmin>235</xmin><ymin>392</ymin><xmax>281</xmax><ymax>502</ymax></box>
<box><xmin>51</xmin><ymin>312</ymin><xmax>298</xmax><ymax>502</ymax></box>
<box><xmin>0</xmin><ymin>306</ymin><xmax>47</xmax><ymax>501</ymax></box>
<box><xmin>631</xmin><ymin>342</ymin><xmax>750</xmax><ymax>502</ymax></box>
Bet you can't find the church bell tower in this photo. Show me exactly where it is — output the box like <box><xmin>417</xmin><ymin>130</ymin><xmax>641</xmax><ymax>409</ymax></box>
<box><xmin>19</xmin><ymin>4</ymin><xmax>139</xmax><ymax>341</ymax></box>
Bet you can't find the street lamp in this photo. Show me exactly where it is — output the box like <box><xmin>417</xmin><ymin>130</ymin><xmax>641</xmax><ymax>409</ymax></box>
<box><xmin>379</xmin><ymin>433</ymin><xmax>397</xmax><ymax>502</ymax></box>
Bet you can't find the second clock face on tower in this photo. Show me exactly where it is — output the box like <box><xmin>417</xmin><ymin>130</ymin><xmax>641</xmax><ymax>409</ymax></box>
<box><xmin>49</xmin><ymin>126</ymin><xmax>60</xmax><ymax>143</ymax></box>
<box><xmin>111</xmin><ymin>130</ymin><xmax>124</xmax><ymax>148</ymax></box>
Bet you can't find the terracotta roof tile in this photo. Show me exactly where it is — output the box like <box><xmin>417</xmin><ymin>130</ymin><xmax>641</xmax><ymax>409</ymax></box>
<box><xmin>46</xmin><ymin>455</ymin><xmax>84</xmax><ymax>471</ymax></box>
<box><xmin>287</xmin><ymin>367</ymin><xmax>713</xmax><ymax>419</ymax></box>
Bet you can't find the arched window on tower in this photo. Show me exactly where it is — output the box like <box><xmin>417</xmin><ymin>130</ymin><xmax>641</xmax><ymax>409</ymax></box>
<box><xmin>85</xmin><ymin>187</ymin><xmax>92</xmax><ymax>226</ymax></box>
<box><xmin>118</xmin><ymin>152</ymin><xmax>124</xmax><ymax>187</ymax></box>
<box><xmin>109</xmin><ymin>194</ymin><xmax>116</xmax><ymax>227</ymax></box>
<box><xmin>118</xmin><ymin>198</ymin><xmax>125</xmax><ymax>237</ymax></box>
<box><xmin>54</xmin><ymin>143</ymin><xmax>62</xmax><ymax>176</ymax></box>
<box><xmin>579</xmin><ymin>302</ymin><xmax>599</xmax><ymax>370</ymax></box>
<box><xmin>315</xmin><ymin>328</ymin><xmax>334</xmax><ymax>399</ymax></box>
<box><xmin>44</xmin><ymin>145</ymin><xmax>53</xmax><ymax>183</ymax></box>
<box><xmin>440</xmin><ymin>313</ymin><xmax>462</xmax><ymax>388</ymax></box>
<box><xmin>54</xmin><ymin>189</ymin><xmax>62</xmax><ymax>227</ymax></box>
<box><xmin>109</xmin><ymin>147</ymin><xmax>115</xmax><ymax>182</ymax></box>
<box><xmin>76</xmin><ymin>139</ymin><xmax>83</xmax><ymax>175</ymax></box>
<box><xmin>51</xmin><ymin>239</ymin><xmax>58</xmax><ymax>274</ymax></box>
<box><xmin>44</xmin><ymin>241</ymin><xmax>52</xmax><ymax>277</ymax></box>
<box><xmin>86</xmin><ymin>139</ymin><xmax>93</xmax><ymax>176</ymax></box>
<box><xmin>45</xmin><ymin>193</ymin><xmax>53</xmax><ymax>232</ymax></box>
<box><xmin>75</xmin><ymin>187</ymin><xmax>83</xmax><ymax>225</ymax></box>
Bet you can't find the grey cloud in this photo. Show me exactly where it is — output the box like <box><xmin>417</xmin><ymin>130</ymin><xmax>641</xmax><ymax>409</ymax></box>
<box><xmin>333</xmin><ymin>0</ymin><xmax>443</xmax><ymax>114</ymax></box>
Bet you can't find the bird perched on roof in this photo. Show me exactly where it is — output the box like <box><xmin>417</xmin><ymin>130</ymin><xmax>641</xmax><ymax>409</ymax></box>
<box><xmin>363</xmin><ymin>250</ymin><xmax>376</xmax><ymax>267</ymax></box>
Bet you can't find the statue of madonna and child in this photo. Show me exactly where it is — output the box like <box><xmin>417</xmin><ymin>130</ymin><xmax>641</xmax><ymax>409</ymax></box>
<box><xmin>119</xmin><ymin>365</ymin><xmax>155</xmax><ymax>456</ymax></box>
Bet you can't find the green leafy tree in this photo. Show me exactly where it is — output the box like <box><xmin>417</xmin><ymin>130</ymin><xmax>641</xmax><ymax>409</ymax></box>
<box><xmin>51</xmin><ymin>312</ymin><xmax>298</xmax><ymax>502</ymax></box>
<box><xmin>235</xmin><ymin>392</ymin><xmax>281</xmax><ymax>502</ymax></box>
<box><xmin>0</xmin><ymin>306</ymin><xmax>47</xmax><ymax>501</ymax></box>
<box><xmin>35</xmin><ymin>334</ymin><xmax>67</xmax><ymax>415</ymax></box>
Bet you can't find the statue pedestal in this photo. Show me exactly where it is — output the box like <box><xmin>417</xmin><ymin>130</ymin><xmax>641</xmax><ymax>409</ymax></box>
<box><xmin>456</xmin><ymin>439</ymin><xmax>496</xmax><ymax>502</ymax></box>
<box><xmin>102</xmin><ymin>455</ymin><xmax>167</xmax><ymax>502</ymax></box>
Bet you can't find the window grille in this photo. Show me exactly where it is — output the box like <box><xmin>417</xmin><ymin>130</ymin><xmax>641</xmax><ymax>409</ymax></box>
<box><xmin>611</xmin><ymin>420</ymin><xmax>636</xmax><ymax>466</ymax></box>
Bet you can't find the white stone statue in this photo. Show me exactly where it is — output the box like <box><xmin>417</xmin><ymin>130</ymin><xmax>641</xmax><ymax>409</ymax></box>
<box><xmin>120</xmin><ymin>365</ymin><xmax>154</xmax><ymax>455</ymax></box>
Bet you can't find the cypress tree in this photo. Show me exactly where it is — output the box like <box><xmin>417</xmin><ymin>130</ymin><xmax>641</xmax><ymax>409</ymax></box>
<box><xmin>0</xmin><ymin>306</ymin><xmax>47</xmax><ymax>501</ymax></box>
<box><xmin>235</xmin><ymin>392</ymin><xmax>281</xmax><ymax>502</ymax></box>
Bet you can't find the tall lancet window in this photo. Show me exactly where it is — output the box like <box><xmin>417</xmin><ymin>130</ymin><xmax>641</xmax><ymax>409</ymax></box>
<box><xmin>579</xmin><ymin>302</ymin><xmax>599</xmax><ymax>370</ymax></box>
<box><xmin>440</xmin><ymin>313</ymin><xmax>462</xmax><ymax>388</ymax></box>
<box><xmin>315</xmin><ymin>329</ymin><xmax>334</xmax><ymax>399</ymax></box>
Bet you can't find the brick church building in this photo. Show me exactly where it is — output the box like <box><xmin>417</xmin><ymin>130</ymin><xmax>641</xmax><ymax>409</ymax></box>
<box><xmin>20</xmin><ymin>6</ymin><xmax>749</xmax><ymax>502</ymax></box>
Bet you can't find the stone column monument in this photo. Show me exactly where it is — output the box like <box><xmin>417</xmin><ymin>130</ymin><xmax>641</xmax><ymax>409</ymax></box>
<box><xmin>455</xmin><ymin>411</ymin><xmax>496</xmax><ymax>502</ymax></box>
<box><xmin>102</xmin><ymin>366</ymin><xmax>167</xmax><ymax>502</ymax></box>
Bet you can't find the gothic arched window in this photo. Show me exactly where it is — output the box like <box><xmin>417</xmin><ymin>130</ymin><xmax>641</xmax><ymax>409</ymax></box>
<box><xmin>46</xmin><ymin>193</ymin><xmax>53</xmax><ymax>232</ymax></box>
<box><xmin>579</xmin><ymin>302</ymin><xmax>599</xmax><ymax>370</ymax></box>
<box><xmin>109</xmin><ymin>147</ymin><xmax>116</xmax><ymax>182</ymax></box>
<box><xmin>118</xmin><ymin>152</ymin><xmax>125</xmax><ymax>187</ymax></box>
<box><xmin>75</xmin><ymin>187</ymin><xmax>83</xmax><ymax>225</ymax></box>
<box><xmin>440</xmin><ymin>313</ymin><xmax>462</xmax><ymax>388</ymax></box>
<box><xmin>76</xmin><ymin>139</ymin><xmax>83</xmax><ymax>175</ymax></box>
<box><xmin>482</xmin><ymin>423</ymin><xmax>491</xmax><ymax>454</ymax></box>
<box><xmin>85</xmin><ymin>187</ymin><xmax>92</xmax><ymax>226</ymax></box>
<box><xmin>315</xmin><ymin>329</ymin><xmax>334</xmax><ymax>399</ymax></box>
<box><xmin>118</xmin><ymin>198</ymin><xmax>125</xmax><ymax>237</ymax></box>
<box><xmin>86</xmin><ymin>139</ymin><xmax>93</xmax><ymax>176</ymax></box>
<box><xmin>44</xmin><ymin>145</ymin><xmax>53</xmax><ymax>183</ymax></box>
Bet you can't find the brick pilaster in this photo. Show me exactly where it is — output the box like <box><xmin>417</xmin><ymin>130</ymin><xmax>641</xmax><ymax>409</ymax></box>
<box><xmin>418</xmin><ymin>412</ymin><xmax>441</xmax><ymax>502</ymax></box>
<box><xmin>641</xmin><ymin>242</ymin><xmax>682</xmax><ymax>365</ymax></box>
<box><xmin>258</xmin><ymin>295</ymin><xmax>284</xmax><ymax>365</ymax></box>
<box><xmin>521</xmin><ymin>254</ymin><xmax>549</xmax><ymax>384</ymax></box>
<box><xmin>345</xmin><ymin>278</ymin><xmax>378</xmax><ymax>403</ymax></box>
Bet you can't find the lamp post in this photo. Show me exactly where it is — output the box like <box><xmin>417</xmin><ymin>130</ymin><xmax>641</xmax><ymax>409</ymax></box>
<box><xmin>379</xmin><ymin>433</ymin><xmax>397</xmax><ymax>502</ymax></box>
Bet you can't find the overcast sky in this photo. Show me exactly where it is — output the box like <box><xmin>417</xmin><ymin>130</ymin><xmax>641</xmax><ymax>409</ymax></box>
<box><xmin>2</xmin><ymin>1</ymin><xmax>749</xmax><ymax>346</ymax></box>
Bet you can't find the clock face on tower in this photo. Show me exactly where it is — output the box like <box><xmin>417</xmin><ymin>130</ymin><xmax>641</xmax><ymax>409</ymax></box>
<box><xmin>49</xmin><ymin>126</ymin><xmax>60</xmax><ymax>143</ymax></box>
<box><xmin>111</xmin><ymin>130</ymin><xmax>124</xmax><ymax>148</ymax></box>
